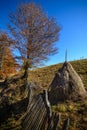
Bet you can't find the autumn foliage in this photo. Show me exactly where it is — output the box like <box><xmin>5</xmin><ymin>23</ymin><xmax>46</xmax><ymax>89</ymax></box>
<box><xmin>0</xmin><ymin>32</ymin><xmax>18</xmax><ymax>78</ymax></box>
<box><xmin>0</xmin><ymin>2</ymin><xmax>60</xmax><ymax>79</ymax></box>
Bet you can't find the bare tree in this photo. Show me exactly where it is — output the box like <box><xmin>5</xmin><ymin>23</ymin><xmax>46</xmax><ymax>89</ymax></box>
<box><xmin>8</xmin><ymin>3</ymin><xmax>60</xmax><ymax>77</ymax></box>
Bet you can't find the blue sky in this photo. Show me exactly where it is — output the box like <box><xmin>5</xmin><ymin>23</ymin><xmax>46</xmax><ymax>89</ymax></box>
<box><xmin>0</xmin><ymin>0</ymin><xmax>87</xmax><ymax>66</ymax></box>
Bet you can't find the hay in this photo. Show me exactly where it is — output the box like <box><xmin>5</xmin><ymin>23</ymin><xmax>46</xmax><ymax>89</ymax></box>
<box><xmin>49</xmin><ymin>62</ymin><xmax>87</xmax><ymax>104</ymax></box>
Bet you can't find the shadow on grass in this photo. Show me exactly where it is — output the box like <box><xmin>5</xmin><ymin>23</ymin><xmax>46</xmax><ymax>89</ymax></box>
<box><xmin>0</xmin><ymin>97</ymin><xmax>28</xmax><ymax>124</ymax></box>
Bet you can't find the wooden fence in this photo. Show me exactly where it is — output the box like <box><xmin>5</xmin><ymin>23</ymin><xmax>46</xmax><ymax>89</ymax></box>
<box><xmin>22</xmin><ymin>83</ymin><xmax>70</xmax><ymax>130</ymax></box>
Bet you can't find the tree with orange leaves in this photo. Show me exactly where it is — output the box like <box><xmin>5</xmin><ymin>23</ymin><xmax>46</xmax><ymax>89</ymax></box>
<box><xmin>0</xmin><ymin>32</ymin><xmax>18</xmax><ymax>78</ymax></box>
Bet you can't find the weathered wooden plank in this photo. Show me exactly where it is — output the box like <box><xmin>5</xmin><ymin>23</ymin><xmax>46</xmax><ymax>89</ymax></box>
<box><xmin>62</xmin><ymin>118</ymin><xmax>70</xmax><ymax>130</ymax></box>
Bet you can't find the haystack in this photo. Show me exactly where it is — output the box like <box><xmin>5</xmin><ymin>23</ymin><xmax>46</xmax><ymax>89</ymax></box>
<box><xmin>49</xmin><ymin>62</ymin><xmax>87</xmax><ymax>104</ymax></box>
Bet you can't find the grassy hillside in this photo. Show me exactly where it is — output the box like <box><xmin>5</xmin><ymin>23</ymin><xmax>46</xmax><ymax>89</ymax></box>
<box><xmin>29</xmin><ymin>59</ymin><xmax>87</xmax><ymax>130</ymax></box>
<box><xmin>0</xmin><ymin>59</ymin><xmax>87</xmax><ymax>130</ymax></box>
<box><xmin>29</xmin><ymin>59</ymin><xmax>87</xmax><ymax>90</ymax></box>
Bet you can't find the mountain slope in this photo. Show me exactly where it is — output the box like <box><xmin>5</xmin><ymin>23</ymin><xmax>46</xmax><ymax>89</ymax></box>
<box><xmin>29</xmin><ymin>59</ymin><xmax>87</xmax><ymax>90</ymax></box>
<box><xmin>0</xmin><ymin>59</ymin><xmax>87</xmax><ymax>130</ymax></box>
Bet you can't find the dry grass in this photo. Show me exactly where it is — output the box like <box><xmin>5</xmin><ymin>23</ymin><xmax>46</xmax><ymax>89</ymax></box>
<box><xmin>29</xmin><ymin>59</ymin><xmax>87</xmax><ymax>90</ymax></box>
<box><xmin>0</xmin><ymin>59</ymin><xmax>87</xmax><ymax>130</ymax></box>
